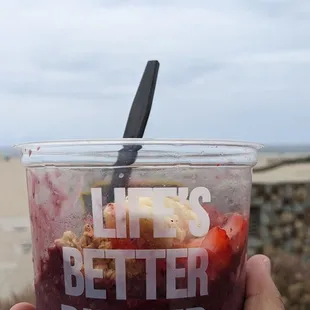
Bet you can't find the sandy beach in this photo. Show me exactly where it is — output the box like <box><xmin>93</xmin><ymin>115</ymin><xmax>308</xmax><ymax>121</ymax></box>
<box><xmin>0</xmin><ymin>152</ymin><xmax>310</xmax><ymax>299</ymax></box>
<box><xmin>0</xmin><ymin>158</ymin><xmax>32</xmax><ymax>298</ymax></box>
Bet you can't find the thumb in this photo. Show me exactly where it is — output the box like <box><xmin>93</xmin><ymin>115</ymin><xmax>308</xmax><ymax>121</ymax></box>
<box><xmin>244</xmin><ymin>255</ymin><xmax>284</xmax><ymax>310</ymax></box>
<box><xmin>10</xmin><ymin>303</ymin><xmax>35</xmax><ymax>310</ymax></box>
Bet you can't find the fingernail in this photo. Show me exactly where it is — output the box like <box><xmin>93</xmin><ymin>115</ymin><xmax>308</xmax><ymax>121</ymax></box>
<box><xmin>263</xmin><ymin>257</ymin><xmax>271</xmax><ymax>274</ymax></box>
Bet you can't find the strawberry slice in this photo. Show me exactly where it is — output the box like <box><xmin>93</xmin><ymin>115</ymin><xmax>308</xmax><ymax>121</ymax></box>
<box><xmin>222</xmin><ymin>213</ymin><xmax>248</xmax><ymax>253</ymax></box>
<box><xmin>201</xmin><ymin>203</ymin><xmax>226</xmax><ymax>228</ymax></box>
<box><xmin>186</xmin><ymin>226</ymin><xmax>232</xmax><ymax>280</ymax></box>
<box><xmin>201</xmin><ymin>227</ymin><xmax>233</xmax><ymax>278</ymax></box>
<box><xmin>110</xmin><ymin>238</ymin><xmax>138</xmax><ymax>250</ymax></box>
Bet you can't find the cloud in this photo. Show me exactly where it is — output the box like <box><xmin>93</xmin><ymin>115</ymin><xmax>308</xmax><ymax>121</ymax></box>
<box><xmin>0</xmin><ymin>0</ymin><xmax>310</xmax><ymax>145</ymax></box>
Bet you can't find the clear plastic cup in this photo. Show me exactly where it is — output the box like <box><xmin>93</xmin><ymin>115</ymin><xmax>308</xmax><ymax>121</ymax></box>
<box><xmin>17</xmin><ymin>139</ymin><xmax>262</xmax><ymax>310</ymax></box>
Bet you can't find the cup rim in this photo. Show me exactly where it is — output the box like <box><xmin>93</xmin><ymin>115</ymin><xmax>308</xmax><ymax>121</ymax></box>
<box><xmin>15</xmin><ymin>138</ymin><xmax>264</xmax><ymax>151</ymax></box>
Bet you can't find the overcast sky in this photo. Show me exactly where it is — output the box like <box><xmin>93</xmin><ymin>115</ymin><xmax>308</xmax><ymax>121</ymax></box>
<box><xmin>1</xmin><ymin>0</ymin><xmax>310</xmax><ymax>146</ymax></box>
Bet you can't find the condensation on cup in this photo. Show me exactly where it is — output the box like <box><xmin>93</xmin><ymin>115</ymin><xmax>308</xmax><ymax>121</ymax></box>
<box><xmin>17</xmin><ymin>139</ymin><xmax>262</xmax><ymax>310</ymax></box>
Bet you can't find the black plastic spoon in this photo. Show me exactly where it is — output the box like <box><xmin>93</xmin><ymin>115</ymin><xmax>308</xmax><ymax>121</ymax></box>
<box><xmin>105</xmin><ymin>60</ymin><xmax>160</xmax><ymax>203</ymax></box>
